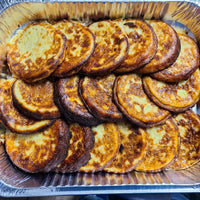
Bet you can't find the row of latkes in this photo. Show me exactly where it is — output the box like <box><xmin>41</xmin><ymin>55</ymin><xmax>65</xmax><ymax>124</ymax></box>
<box><xmin>2</xmin><ymin>19</ymin><xmax>200</xmax><ymax>174</ymax></box>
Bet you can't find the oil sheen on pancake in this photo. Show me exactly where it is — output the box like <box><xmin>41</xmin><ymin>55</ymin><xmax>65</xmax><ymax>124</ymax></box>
<box><xmin>12</xmin><ymin>79</ymin><xmax>60</xmax><ymax>120</ymax></box>
<box><xmin>55</xmin><ymin>75</ymin><xmax>100</xmax><ymax>126</ymax></box>
<box><xmin>137</xmin><ymin>20</ymin><xmax>180</xmax><ymax>74</ymax></box>
<box><xmin>81</xmin><ymin>21</ymin><xmax>128</xmax><ymax>76</ymax></box>
<box><xmin>151</xmin><ymin>34</ymin><xmax>199</xmax><ymax>82</ymax></box>
<box><xmin>169</xmin><ymin>110</ymin><xmax>200</xmax><ymax>170</ymax></box>
<box><xmin>54</xmin><ymin>123</ymin><xmax>94</xmax><ymax>173</ymax></box>
<box><xmin>104</xmin><ymin>121</ymin><xmax>148</xmax><ymax>173</ymax></box>
<box><xmin>0</xmin><ymin>79</ymin><xmax>53</xmax><ymax>134</ymax></box>
<box><xmin>5</xmin><ymin>119</ymin><xmax>70</xmax><ymax>173</ymax></box>
<box><xmin>79</xmin><ymin>74</ymin><xmax>123</xmax><ymax>122</ymax></box>
<box><xmin>52</xmin><ymin>20</ymin><xmax>95</xmax><ymax>77</ymax></box>
<box><xmin>114</xmin><ymin>74</ymin><xmax>170</xmax><ymax>127</ymax></box>
<box><xmin>7</xmin><ymin>22</ymin><xmax>67</xmax><ymax>82</ymax></box>
<box><xmin>135</xmin><ymin>119</ymin><xmax>179</xmax><ymax>172</ymax></box>
<box><xmin>143</xmin><ymin>68</ymin><xmax>200</xmax><ymax>112</ymax></box>
<box><xmin>79</xmin><ymin>122</ymin><xmax>120</xmax><ymax>172</ymax></box>
<box><xmin>114</xmin><ymin>19</ymin><xmax>157</xmax><ymax>73</ymax></box>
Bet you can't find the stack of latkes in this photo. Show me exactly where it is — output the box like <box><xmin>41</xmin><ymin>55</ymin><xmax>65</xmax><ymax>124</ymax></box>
<box><xmin>1</xmin><ymin>19</ymin><xmax>200</xmax><ymax>173</ymax></box>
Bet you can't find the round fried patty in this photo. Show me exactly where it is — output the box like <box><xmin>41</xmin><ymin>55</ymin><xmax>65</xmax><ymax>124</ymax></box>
<box><xmin>12</xmin><ymin>79</ymin><xmax>60</xmax><ymax>120</ymax></box>
<box><xmin>135</xmin><ymin>118</ymin><xmax>179</xmax><ymax>172</ymax></box>
<box><xmin>81</xmin><ymin>20</ymin><xmax>128</xmax><ymax>76</ymax></box>
<box><xmin>0</xmin><ymin>79</ymin><xmax>53</xmax><ymax>134</ymax></box>
<box><xmin>143</xmin><ymin>68</ymin><xmax>200</xmax><ymax>112</ymax></box>
<box><xmin>7</xmin><ymin>22</ymin><xmax>67</xmax><ymax>82</ymax></box>
<box><xmin>104</xmin><ymin>121</ymin><xmax>148</xmax><ymax>173</ymax></box>
<box><xmin>5</xmin><ymin>119</ymin><xmax>70</xmax><ymax>173</ymax></box>
<box><xmin>169</xmin><ymin>110</ymin><xmax>200</xmax><ymax>170</ymax></box>
<box><xmin>151</xmin><ymin>34</ymin><xmax>199</xmax><ymax>82</ymax></box>
<box><xmin>114</xmin><ymin>73</ymin><xmax>170</xmax><ymax>127</ymax></box>
<box><xmin>114</xmin><ymin>19</ymin><xmax>157</xmax><ymax>73</ymax></box>
<box><xmin>54</xmin><ymin>123</ymin><xmax>94</xmax><ymax>173</ymax></box>
<box><xmin>52</xmin><ymin>20</ymin><xmax>95</xmax><ymax>77</ymax></box>
<box><xmin>79</xmin><ymin>74</ymin><xmax>123</xmax><ymax>122</ymax></box>
<box><xmin>137</xmin><ymin>20</ymin><xmax>180</xmax><ymax>74</ymax></box>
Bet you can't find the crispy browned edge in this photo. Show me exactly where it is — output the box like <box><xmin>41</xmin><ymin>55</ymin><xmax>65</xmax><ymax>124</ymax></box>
<box><xmin>52</xmin><ymin>25</ymin><xmax>95</xmax><ymax>78</ymax></box>
<box><xmin>80</xmin><ymin>21</ymin><xmax>129</xmax><ymax>76</ymax></box>
<box><xmin>136</xmin><ymin>21</ymin><xmax>181</xmax><ymax>74</ymax></box>
<box><xmin>1</xmin><ymin>117</ymin><xmax>55</xmax><ymax>135</ymax></box>
<box><xmin>61</xmin><ymin>64</ymin><xmax>83</xmax><ymax>77</ymax></box>
<box><xmin>113</xmin><ymin>76</ymin><xmax>171</xmax><ymax>128</ymax></box>
<box><xmin>0</xmin><ymin>91</ymin><xmax>55</xmax><ymax>134</ymax></box>
<box><xmin>142</xmin><ymin>76</ymin><xmax>200</xmax><ymax>113</ymax></box>
<box><xmin>41</xmin><ymin>119</ymin><xmax>71</xmax><ymax>173</ymax></box>
<box><xmin>135</xmin><ymin>118</ymin><xmax>180</xmax><ymax>173</ymax></box>
<box><xmin>79</xmin><ymin>78</ymin><xmax>124</xmax><ymax>122</ymax></box>
<box><xmin>12</xmin><ymin>80</ymin><xmax>61</xmax><ymax>120</ymax></box>
<box><xmin>54</xmin><ymin>79</ymin><xmax>101</xmax><ymax>127</ymax></box>
<box><xmin>54</xmin><ymin>126</ymin><xmax>95</xmax><ymax>173</ymax></box>
<box><xmin>151</xmin><ymin>36</ymin><xmax>199</xmax><ymax>83</ymax></box>
<box><xmin>151</xmin><ymin>63</ymin><xmax>199</xmax><ymax>83</ymax></box>
<box><xmin>79</xmin><ymin>123</ymin><xmax>121</xmax><ymax>173</ymax></box>
<box><xmin>114</xmin><ymin>19</ymin><xmax>158</xmax><ymax>74</ymax></box>
<box><xmin>0</xmin><ymin>79</ymin><xmax>55</xmax><ymax>134</ymax></box>
<box><xmin>8</xmin><ymin>30</ymin><xmax>67</xmax><ymax>83</ymax></box>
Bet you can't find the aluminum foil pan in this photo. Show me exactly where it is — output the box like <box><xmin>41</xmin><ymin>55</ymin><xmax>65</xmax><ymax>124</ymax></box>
<box><xmin>0</xmin><ymin>0</ymin><xmax>200</xmax><ymax>197</ymax></box>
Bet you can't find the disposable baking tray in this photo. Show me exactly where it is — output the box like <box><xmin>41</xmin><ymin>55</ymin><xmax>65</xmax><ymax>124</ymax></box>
<box><xmin>0</xmin><ymin>0</ymin><xmax>200</xmax><ymax>197</ymax></box>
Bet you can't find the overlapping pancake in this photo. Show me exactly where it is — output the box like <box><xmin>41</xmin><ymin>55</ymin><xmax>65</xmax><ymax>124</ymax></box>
<box><xmin>135</xmin><ymin>119</ymin><xmax>179</xmax><ymax>172</ymax></box>
<box><xmin>79</xmin><ymin>74</ymin><xmax>123</xmax><ymax>122</ymax></box>
<box><xmin>113</xmin><ymin>19</ymin><xmax>157</xmax><ymax>73</ymax></box>
<box><xmin>81</xmin><ymin>21</ymin><xmax>128</xmax><ymax>76</ymax></box>
<box><xmin>113</xmin><ymin>74</ymin><xmax>170</xmax><ymax>127</ymax></box>
<box><xmin>7</xmin><ymin>22</ymin><xmax>67</xmax><ymax>82</ymax></box>
<box><xmin>79</xmin><ymin>122</ymin><xmax>120</xmax><ymax>172</ymax></box>
<box><xmin>5</xmin><ymin>119</ymin><xmax>70</xmax><ymax>173</ymax></box>
<box><xmin>143</xmin><ymin>68</ymin><xmax>200</xmax><ymax>112</ymax></box>
<box><xmin>0</xmin><ymin>79</ymin><xmax>53</xmax><ymax>134</ymax></box>
<box><xmin>136</xmin><ymin>20</ymin><xmax>180</xmax><ymax>74</ymax></box>
<box><xmin>104</xmin><ymin>121</ymin><xmax>148</xmax><ymax>173</ymax></box>
<box><xmin>169</xmin><ymin>110</ymin><xmax>200</xmax><ymax>170</ymax></box>
<box><xmin>52</xmin><ymin>20</ymin><xmax>95</xmax><ymax>77</ymax></box>
<box><xmin>55</xmin><ymin>75</ymin><xmax>100</xmax><ymax>126</ymax></box>
<box><xmin>54</xmin><ymin>123</ymin><xmax>94</xmax><ymax>173</ymax></box>
<box><xmin>12</xmin><ymin>79</ymin><xmax>60</xmax><ymax>120</ymax></box>
<box><xmin>151</xmin><ymin>34</ymin><xmax>199</xmax><ymax>82</ymax></box>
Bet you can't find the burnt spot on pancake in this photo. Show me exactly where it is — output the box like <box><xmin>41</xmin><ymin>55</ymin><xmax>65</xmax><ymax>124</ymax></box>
<box><xmin>124</xmin><ymin>22</ymin><xmax>137</xmax><ymax>28</ymax></box>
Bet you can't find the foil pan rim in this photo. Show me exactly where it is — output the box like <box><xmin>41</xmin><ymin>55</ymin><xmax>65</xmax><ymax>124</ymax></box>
<box><xmin>0</xmin><ymin>0</ymin><xmax>200</xmax><ymax>197</ymax></box>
